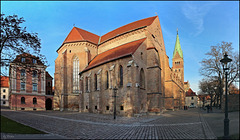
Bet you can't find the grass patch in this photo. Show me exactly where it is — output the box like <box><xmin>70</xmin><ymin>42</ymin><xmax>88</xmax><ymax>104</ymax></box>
<box><xmin>218</xmin><ymin>134</ymin><xmax>239</xmax><ymax>139</ymax></box>
<box><xmin>230</xmin><ymin>134</ymin><xmax>240</xmax><ymax>139</ymax></box>
<box><xmin>1</xmin><ymin>115</ymin><xmax>46</xmax><ymax>134</ymax></box>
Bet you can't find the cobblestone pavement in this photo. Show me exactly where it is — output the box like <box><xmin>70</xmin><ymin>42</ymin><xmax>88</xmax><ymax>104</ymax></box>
<box><xmin>200</xmin><ymin>107</ymin><xmax>239</xmax><ymax>138</ymax></box>
<box><xmin>1</xmin><ymin>108</ymin><xmax>216</xmax><ymax>139</ymax></box>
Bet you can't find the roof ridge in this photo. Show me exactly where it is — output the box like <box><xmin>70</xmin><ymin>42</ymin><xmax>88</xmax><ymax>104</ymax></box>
<box><xmin>102</xmin><ymin>16</ymin><xmax>157</xmax><ymax>35</ymax></box>
<box><xmin>98</xmin><ymin>36</ymin><xmax>101</xmax><ymax>45</ymax></box>
<box><xmin>100</xmin><ymin>16</ymin><xmax>157</xmax><ymax>44</ymax></box>
<box><xmin>98</xmin><ymin>38</ymin><xmax>146</xmax><ymax>56</ymax></box>
<box><xmin>74</xmin><ymin>27</ymin><xmax>84</xmax><ymax>41</ymax></box>
<box><xmin>63</xmin><ymin>27</ymin><xmax>78</xmax><ymax>43</ymax></box>
<box><xmin>75</xmin><ymin>27</ymin><xmax>100</xmax><ymax>37</ymax></box>
<box><xmin>83</xmin><ymin>38</ymin><xmax>146</xmax><ymax>72</ymax></box>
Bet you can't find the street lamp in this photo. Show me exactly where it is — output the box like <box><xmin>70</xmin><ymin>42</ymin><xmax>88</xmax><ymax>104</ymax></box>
<box><xmin>220</xmin><ymin>53</ymin><xmax>232</xmax><ymax>139</ymax></box>
<box><xmin>214</xmin><ymin>86</ymin><xmax>217</xmax><ymax>107</ymax></box>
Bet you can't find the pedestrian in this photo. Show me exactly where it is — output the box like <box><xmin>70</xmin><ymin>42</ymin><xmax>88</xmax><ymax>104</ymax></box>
<box><xmin>207</xmin><ymin>105</ymin><xmax>209</xmax><ymax>113</ymax></box>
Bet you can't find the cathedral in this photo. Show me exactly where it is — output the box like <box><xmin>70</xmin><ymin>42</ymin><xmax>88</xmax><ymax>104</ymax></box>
<box><xmin>54</xmin><ymin>15</ymin><xmax>185</xmax><ymax>116</ymax></box>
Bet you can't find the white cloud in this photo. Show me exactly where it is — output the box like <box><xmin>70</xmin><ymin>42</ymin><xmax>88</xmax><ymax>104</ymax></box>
<box><xmin>182</xmin><ymin>2</ymin><xmax>216</xmax><ymax>36</ymax></box>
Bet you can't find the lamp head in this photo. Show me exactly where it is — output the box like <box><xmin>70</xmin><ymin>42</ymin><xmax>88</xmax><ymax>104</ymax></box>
<box><xmin>220</xmin><ymin>53</ymin><xmax>232</xmax><ymax>71</ymax></box>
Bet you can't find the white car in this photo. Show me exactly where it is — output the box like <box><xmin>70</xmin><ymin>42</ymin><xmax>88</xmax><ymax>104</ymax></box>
<box><xmin>189</xmin><ymin>105</ymin><xmax>195</xmax><ymax>108</ymax></box>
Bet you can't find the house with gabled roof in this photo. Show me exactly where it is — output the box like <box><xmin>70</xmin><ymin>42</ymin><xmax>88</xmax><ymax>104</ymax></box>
<box><xmin>54</xmin><ymin>15</ymin><xmax>185</xmax><ymax>116</ymax></box>
<box><xmin>185</xmin><ymin>88</ymin><xmax>198</xmax><ymax>108</ymax></box>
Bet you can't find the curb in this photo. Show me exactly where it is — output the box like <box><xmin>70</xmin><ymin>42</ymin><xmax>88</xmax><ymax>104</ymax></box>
<box><xmin>198</xmin><ymin>109</ymin><xmax>217</xmax><ymax>139</ymax></box>
<box><xmin>0</xmin><ymin>133</ymin><xmax>66</xmax><ymax>139</ymax></box>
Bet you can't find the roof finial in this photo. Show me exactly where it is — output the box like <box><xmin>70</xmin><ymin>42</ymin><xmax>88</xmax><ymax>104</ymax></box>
<box><xmin>177</xmin><ymin>28</ymin><xmax>178</xmax><ymax>35</ymax></box>
<box><xmin>155</xmin><ymin>12</ymin><xmax>158</xmax><ymax>16</ymax></box>
<box><xmin>73</xmin><ymin>24</ymin><xmax>75</xmax><ymax>27</ymax></box>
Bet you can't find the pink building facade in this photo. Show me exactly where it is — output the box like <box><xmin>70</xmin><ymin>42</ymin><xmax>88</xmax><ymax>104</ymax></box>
<box><xmin>9</xmin><ymin>53</ymin><xmax>53</xmax><ymax>111</ymax></box>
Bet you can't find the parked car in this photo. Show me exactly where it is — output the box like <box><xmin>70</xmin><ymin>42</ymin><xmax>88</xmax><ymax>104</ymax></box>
<box><xmin>189</xmin><ymin>105</ymin><xmax>195</xmax><ymax>108</ymax></box>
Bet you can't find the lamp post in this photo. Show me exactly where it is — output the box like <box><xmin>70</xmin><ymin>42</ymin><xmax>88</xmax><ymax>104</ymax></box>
<box><xmin>113</xmin><ymin>86</ymin><xmax>118</xmax><ymax>119</ymax></box>
<box><xmin>220</xmin><ymin>53</ymin><xmax>232</xmax><ymax>139</ymax></box>
<box><xmin>213</xmin><ymin>86</ymin><xmax>217</xmax><ymax>107</ymax></box>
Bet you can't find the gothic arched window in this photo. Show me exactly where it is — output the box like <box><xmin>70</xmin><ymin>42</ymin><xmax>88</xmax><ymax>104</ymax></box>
<box><xmin>85</xmin><ymin>77</ymin><xmax>88</xmax><ymax>92</ymax></box>
<box><xmin>73</xmin><ymin>56</ymin><xmax>80</xmax><ymax>93</ymax></box>
<box><xmin>106</xmin><ymin>71</ymin><xmax>109</xmax><ymax>89</ymax></box>
<box><xmin>119</xmin><ymin>65</ymin><xmax>123</xmax><ymax>86</ymax></box>
<box><xmin>33</xmin><ymin>97</ymin><xmax>37</xmax><ymax>104</ymax></box>
<box><xmin>140</xmin><ymin>68</ymin><xmax>145</xmax><ymax>88</ymax></box>
<box><xmin>94</xmin><ymin>74</ymin><xmax>97</xmax><ymax>91</ymax></box>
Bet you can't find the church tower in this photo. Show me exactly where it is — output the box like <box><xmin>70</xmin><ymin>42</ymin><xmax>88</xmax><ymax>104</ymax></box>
<box><xmin>172</xmin><ymin>28</ymin><xmax>184</xmax><ymax>84</ymax></box>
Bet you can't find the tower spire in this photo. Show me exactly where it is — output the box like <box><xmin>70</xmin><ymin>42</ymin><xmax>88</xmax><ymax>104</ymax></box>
<box><xmin>173</xmin><ymin>28</ymin><xmax>183</xmax><ymax>58</ymax></box>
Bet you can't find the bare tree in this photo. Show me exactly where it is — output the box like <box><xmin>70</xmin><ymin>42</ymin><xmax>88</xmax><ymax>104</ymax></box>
<box><xmin>0</xmin><ymin>14</ymin><xmax>48</xmax><ymax>76</ymax></box>
<box><xmin>199</xmin><ymin>78</ymin><xmax>218</xmax><ymax>109</ymax></box>
<box><xmin>199</xmin><ymin>41</ymin><xmax>239</xmax><ymax>108</ymax></box>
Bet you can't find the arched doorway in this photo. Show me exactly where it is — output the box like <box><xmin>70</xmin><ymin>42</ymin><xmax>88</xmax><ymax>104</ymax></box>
<box><xmin>46</xmin><ymin>98</ymin><xmax>52</xmax><ymax>110</ymax></box>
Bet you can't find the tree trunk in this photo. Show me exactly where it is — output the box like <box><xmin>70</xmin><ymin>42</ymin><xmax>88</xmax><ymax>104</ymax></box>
<box><xmin>210</xmin><ymin>95</ymin><xmax>213</xmax><ymax>108</ymax></box>
<box><xmin>216</xmin><ymin>94</ymin><xmax>219</xmax><ymax>107</ymax></box>
<box><xmin>213</xmin><ymin>94</ymin><xmax>216</xmax><ymax>107</ymax></box>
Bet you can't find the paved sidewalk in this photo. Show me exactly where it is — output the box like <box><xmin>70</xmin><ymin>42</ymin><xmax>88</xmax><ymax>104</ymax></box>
<box><xmin>200</xmin><ymin>107</ymin><xmax>239</xmax><ymax>138</ymax></box>
<box><xmin>1</xmin><ymin>133</ymin><xmax>66</xmax><ymax>139</ymax></box>
<box><xmin>1</xmin><ymin>108</ymin><xmax>217</xmax><ymax>139</ymax></box>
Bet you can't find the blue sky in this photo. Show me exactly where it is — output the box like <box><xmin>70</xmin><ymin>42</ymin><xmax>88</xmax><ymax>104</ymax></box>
<box><xmin>1</xmin><ymin>1</ymin><xmax>239</xmax><ymax>93</ymax></box>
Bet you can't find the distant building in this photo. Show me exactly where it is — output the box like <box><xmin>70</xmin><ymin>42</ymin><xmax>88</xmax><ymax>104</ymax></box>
<box><xmin>9</xmin><ymin>53</ymin><xmax>53</xmax><ymax>111</ymax></box>
<box><xmin>185</xmin><ymin>88</ymin><xmax>198</xmax><ymax>107</ymax></box>
<box><xmin>229</xmin><ymin>84</ymin><xmax>240</xmax><ymax>95</ymax></box>
<box><xmin>197</xmin><ymin>94</ymin><xmax>211</xmax><ymax>108</ymax></box>
<box><xmin>1</xmin><ymin>76</ymin><xmax>10</xmax><ymax>107</ymax></box>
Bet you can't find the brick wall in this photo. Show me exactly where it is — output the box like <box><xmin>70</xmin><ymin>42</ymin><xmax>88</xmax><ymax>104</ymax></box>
<box><xmin>10</xmin><ymin>94</ymin><xmax>46</xmax><ymax>110</ymax></box>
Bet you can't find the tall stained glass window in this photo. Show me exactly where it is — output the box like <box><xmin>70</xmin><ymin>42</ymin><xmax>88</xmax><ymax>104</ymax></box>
<box><xmin>73</xmin><ymin>56</ymin><xmax>80</xmax><ymax>93</ymax></box>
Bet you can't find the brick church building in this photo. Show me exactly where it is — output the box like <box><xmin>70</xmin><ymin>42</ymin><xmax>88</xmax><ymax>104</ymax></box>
<box><xmin>54</xmin><ymin>15</ymin><xmax>185</xmax><ymax>116</ymax></box>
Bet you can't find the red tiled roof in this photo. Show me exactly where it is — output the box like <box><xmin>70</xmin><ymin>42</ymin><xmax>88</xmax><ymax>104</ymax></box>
<box><xmin>63</xmin><ymin>27</ymin><xmax>100</xmax><ymax>44</ymax></box>
<box><xmin>100</xmin><ymin>16</ymin><xmax>157</xmax><ymax>44</ymax></box>
<box><xmin>83</xmin><ymin>38</ymin><xmax>146</xmax><ymax>72</ymax></box>
<box><xmin>184</xmin><ymin>81</ymin><xmax>188</xmax><ymax>84</ymax></box>
<box><xmin>59</xmin><ymin>16</ymin><xmax>157</xmax><ymax>52</ymax></box>
<box><xmin>12</xmin><ymin>53</ymin><xmax>44</xmax><ymax>65</ymax></box>
<box><xmin>198</xmin><ymin>94</ymin><xmax>211</xmax><ymax>101</ymax></box>
<box><xmin>0</xmin><ymin>76</ymin><xmax>9</xmax><ymax>88</ymax></box>
<box><xmin>186</xmin><ymin>88</ymin><xmax>196</xmax><ymax>96</ymax></box>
